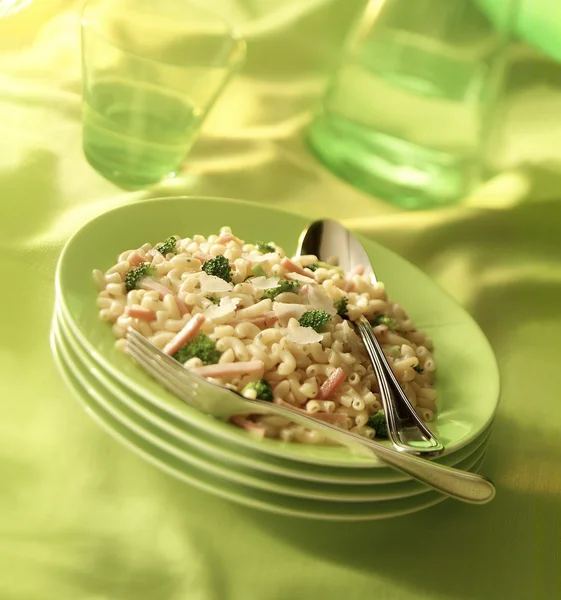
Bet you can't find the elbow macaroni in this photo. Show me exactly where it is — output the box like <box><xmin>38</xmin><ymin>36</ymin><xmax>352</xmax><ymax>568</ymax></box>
<box><xmin>95</xmin><ymin>227</ymin><xmax>438</xmax><ymax>444</ymax></box>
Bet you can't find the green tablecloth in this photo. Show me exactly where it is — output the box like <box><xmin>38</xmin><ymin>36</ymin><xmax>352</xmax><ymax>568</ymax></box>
<box><xmin>1</xmin><ymin>2</ymin><xmax>560</xmax><ymax>599</ymax></box>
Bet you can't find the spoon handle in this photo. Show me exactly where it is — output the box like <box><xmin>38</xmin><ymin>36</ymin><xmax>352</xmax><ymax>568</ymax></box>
<box><xmin>353</xmin><ymin>316</ymin><xmax>445</xmax><ymax>456</ymax></box>
<box><xmin>250</xmin><ymin>399</ymin><xmax>495</xmax><ymax>504</ymax></box>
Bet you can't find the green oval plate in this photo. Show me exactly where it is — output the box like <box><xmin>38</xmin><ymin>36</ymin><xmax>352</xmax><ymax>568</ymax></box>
<box><xmin>56</xmin><ymin>196</ymin><xmax>500</xmax><ymax>468</ymax></box>
<box><xmin>55</xmin><ymin>310</ymin><xmax>491</xmax><ymax>500</ymax></box>
<box><xmin>51</xmin><ymin>324</ymin><xmax>489</xmax><ymax>520</ymax></box>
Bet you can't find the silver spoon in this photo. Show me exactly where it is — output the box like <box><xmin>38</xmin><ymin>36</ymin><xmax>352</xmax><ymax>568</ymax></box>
<box><xmin>297</xmin><ymin>219</ymin><xmax>444</xmax><ymax>457</ymax></box>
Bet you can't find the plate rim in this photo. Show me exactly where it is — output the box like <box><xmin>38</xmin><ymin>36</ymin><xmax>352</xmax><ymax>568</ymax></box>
<box><xmin>52</xmin><ymin>328</ymin><xmax>491</xmax><ymax>521</ymax></box>
<box><xmin>55</xmin><ymin>195</ymin><xmax>501</xmax><ymax>468</ymax></box>
<box><xmin>55</xmin><ymin>310</ymin><xmax>492</xmax><ymax>502</ymax></box>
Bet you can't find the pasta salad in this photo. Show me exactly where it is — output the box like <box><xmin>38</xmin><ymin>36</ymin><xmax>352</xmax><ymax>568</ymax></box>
<box><xmin>94</xmin><ymin>227</ymin><xmax>437</xmax><ymax>444</ymax></box>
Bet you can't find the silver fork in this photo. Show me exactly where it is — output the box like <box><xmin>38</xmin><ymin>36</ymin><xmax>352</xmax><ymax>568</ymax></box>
<box><xmin>125</xmin><ymin>328</ymin><xmax>495</xmax><ymax>504</ymax></box>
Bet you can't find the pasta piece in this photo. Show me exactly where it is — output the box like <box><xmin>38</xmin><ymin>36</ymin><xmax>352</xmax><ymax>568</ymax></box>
<box><xmin>95</xmin><ymin>227</ymin><xmax>438</xmax><ymax>445</ymax></box>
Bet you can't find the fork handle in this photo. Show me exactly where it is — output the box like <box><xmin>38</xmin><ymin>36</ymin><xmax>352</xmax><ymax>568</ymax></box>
<box><xmin>250</xmin><ymin>400</ymin><xmax>495</xmax><ymax>504</ymax></box>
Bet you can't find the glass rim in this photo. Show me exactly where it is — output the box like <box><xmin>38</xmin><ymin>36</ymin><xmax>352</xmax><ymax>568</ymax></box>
<box><xmin>80</xmin><ymin>0</ymin><xmax>247</xmax><ymax>70</ymax></box>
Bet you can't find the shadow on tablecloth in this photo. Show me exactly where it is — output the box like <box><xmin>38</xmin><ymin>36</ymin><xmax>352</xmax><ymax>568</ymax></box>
<box><xmin>230</xmin><ymin>424</ymin><xmax>561</xmax><ymax>600</ymax></box>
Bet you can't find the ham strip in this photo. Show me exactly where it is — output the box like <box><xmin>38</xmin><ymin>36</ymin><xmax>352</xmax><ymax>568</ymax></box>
<box><xmin>281</xmin><ymin>257</ymin><xmax>314</xmax><ymax>277</ymax></box>
<box><xmin>140</xmin><ymin>279</ymin><xmax>172</xmax><ymax>298</ymax></box>
<box><xmin>139</xmin><ymin>279</ymin><xmax>187</xmax><ymax>315</ymax></box>
<box><xmin>317</xmin><ymin>368</ymin><xmax>346</xmax><ymax>400</ymax></box>
<box><xmin>230</xmin><ymin>415</ymin><xmax>267</xmax><ymax>439</ymax></box>
<box><xmin>229</xmin><ymin>312</ymin><xmax>278</xmax><ymax>328</ymax></box>
<box><xmin>194</xmin><ymin>251</ymin><xmax>210</xmax><ymax>263</ymax></box>
<box><xmin>192</xmin><ymin>360</ymin><xmax>264</xmax><ymax>378</ymax></box>
<box><xmin>175</xmin><ymin>295</ymin><xmax>189</xmax><ymax>316</ymax></box>
<box><xmin>216</xmin><ymin>232</ymin><xmax>242</xmax><ymax>245</ymax></box>
<box><xmin>125</xmin><ymin>306</ymin><xmax>157</xmax><ymax>322</ymax></box>
<box><xmin>127</xmin><ymin>251</ymin><xmax>147</xmax><ymax>267</ymax></box>
<box><xmin>163</xmin><ymin>313</ymin><xmax>206</xmax><ymax>356</ymax></box>
<box><xmin>372</xmin><ymin>324</ymin><xmax>389</xmax><ymax>339</ymax></box>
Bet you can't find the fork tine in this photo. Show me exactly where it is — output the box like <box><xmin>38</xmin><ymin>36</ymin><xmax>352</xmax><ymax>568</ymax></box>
<box><xmin>127</xmin><ymin>328</ymin><xmax>188</xmax><ymax>368</ymax></box>
<box><xmin>126</xmin><ymin>328</ymin><xmax>200</xmax><ymax>386</ymax></box>
<box><xmin>125</xmin><ymin>339</ymin><xmax>195</xmax><ymax>388</ymax></box>
<box><xmin>125</xmin><ymin>329</ymin><xmax>199</xmax><ymax>393</ymax></box>
<box><xmin>126</xmin><ymin>343</ymin><xmax>199</xmax><ymax>405</ymax></box>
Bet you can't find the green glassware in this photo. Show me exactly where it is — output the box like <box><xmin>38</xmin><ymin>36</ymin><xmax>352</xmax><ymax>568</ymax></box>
<box><xmin>307</xmin><ymin>0</ymin><xmax>519</xmax><ymax>209</ymax></box>
<box><xmin>81</xmin><ymin>0</ymin><xmax>245</xmax><ymax>189</ymax></box>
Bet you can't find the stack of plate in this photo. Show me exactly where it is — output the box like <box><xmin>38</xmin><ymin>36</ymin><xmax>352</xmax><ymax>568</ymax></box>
<box><xmin>52</xmin><ymin>197</ymin><xmax>500</xmax><ymax>521</ymax></box>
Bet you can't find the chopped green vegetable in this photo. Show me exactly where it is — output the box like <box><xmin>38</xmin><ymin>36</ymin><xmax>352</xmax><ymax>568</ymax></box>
<box><xmin>307</xmin><ymin>260</ymin><xmax>341</xmax><ymax>272</ymax></box>
<box><xmin>256</xmin><ymin>241</ymin><xmax>275</xmax><ymax>253</ymax></box>
<box><xmin>172</xmin><ymin>333</ymin><xmax>221</xmax><ymax>365</ymax></box>
<box><xmin>251</xmin><ymin>264</ymin><xmax>267</xmax><ymax>278</ymax></box>
<box><xmin>125</xmin><ymin>263</ymin><xmax>156</xmax><ymax>292</ymax></box>
<box><xmin>262</xmin><ymin>279</ymin><xmax>300</xmax><ymax>300</ymax></box>
<box><xmin>242</xmin><ymin>379</ymin><xmax>273</xmax><ymax>402</ymax></box>
<box><xmin>371</xmin><ymin>313</ymin><xmax>397</xmax><ymax>330</ymax></box>
<box><xmin>201</xmin><ymin>255</ymin><xmax>232</xmax><ymax>282</ymax></box>
<box><xmin>155</xmin><ymin>235</ymin><xmax>178</xmax><ymax>255</ymax></box>
<box><xmin>413</xmin><ymin>364</ymin><xmax>424</xmax><ymax>374</ymax></box>
<box><xmin>299</xmin><ymin>309</ymin><xmax>331</xmax><ymax>332</ymax></box>
<box><xmin>368</xmin><ymin>410</ymin><xmax>388</xmax><ymax>438</ymax></box>
<box><xmin>205</xmin><ymin>295</ymin><xmax>219</xmax><ymax>305</ymax></box>
<box><xmin>334</xmin><ymin>297</ymin><xmax>348</xmax><ymax>318</ymax></box>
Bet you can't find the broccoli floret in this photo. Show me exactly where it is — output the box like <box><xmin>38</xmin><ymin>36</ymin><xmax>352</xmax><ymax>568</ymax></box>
<box><xmin>202</xmin><ymin>255</ymin><xmax>232</xmax><ymax>283</ymax></box>
<box><xmin>371</xmin><ymin>313</ymin><xmax>396</xmax><ymax>330</ymax></box>
<box><xmin>299</xmin><ymin>309</ymin><xmax>331</xmax><ymax>332</ymax></box>
<box><xmin>205</xmin><ymin>295</ymin><xmax>219</xmax><ymax>305</ymax></box>
<box><xmin>241</xmin><ymin>379</ymin><xmax>273</xmax><ymax>402</ymax></box>
<box><xmin>262</xmin><ymin>279</ymin><xmax>300</xmax><ymax>300</ymax></box>
<box><xmin>413</xmin><ymin>363</ymin><xmax>424</xmax><ymax>374</ymax></box>
<box><xmin>125</xmin><ymin>262</ymin><xmax>156</xmax><ymax>292</ymax></box>
<box><xmin>155</xmin><ymin>236</ymin><xmax>178</xmax><ymax>255</ymax></box>
<box><xmin>256</xmin><ymin>241</ymin><xmax>275</xmax><ymax>253</ymax></box>
<box><xmin>334</xmin><ymin>297</ymin><xmax>348</xmax><ymax>318</ymax></box>
<box><xmin>368</xmin><ymin>410</ymin><xmax>388</xmax><ymax>438</ymax></box>
<box><xmin>172</xmin><ymin>333</ymin><xmax>221</xmax><ymax>365</ymax></box>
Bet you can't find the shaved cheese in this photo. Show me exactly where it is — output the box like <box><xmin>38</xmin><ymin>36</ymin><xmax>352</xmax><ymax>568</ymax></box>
<box><xmin>199</xmin><ymin>272</ymin><xmax>234</xmax><ymax>293</ymax></box>
<box><xmin>308</xmin><ymin>285</ymin><xmax>337</xmax><ymax>316</ymax></box>
<box><xmin>272</xmin><ymin>302</ymin><xmax>308</xmax><ymax>323</ymax></box>
<box><xmin>204</xmin><ymin>297</ymin><xmax>240</xmax><ymax>321</ymax></box>
<box><xmin>284</xmin><ymin>272</ymin><xmax>316</xmax><ymax>284</ymax></box>
<box><xmin>247</xmin><ymin>252</ymin><xmax>278</xmax><ymax>263</ymax></box>
<box><xmin>286</xmin><ymin>324</ymin><xmax>323</xmax><ymax>345</ymax></box>
<box><xmin>248</xmin><ymin>276</ymin><xmax>280</xmax><ymax>290</ymax></box>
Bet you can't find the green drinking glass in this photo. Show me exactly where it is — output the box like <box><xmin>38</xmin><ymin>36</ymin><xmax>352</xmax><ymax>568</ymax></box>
<box><xmin>307</xmin><ymin>0</ymin><xmax>519</xmax><ymax>209</ymax></box>
<box><xmin>81</xmin><ymin>0</ymin><xmax>246</xmax><ymax>189</ymax></box>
